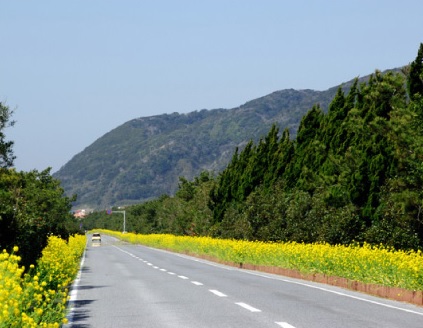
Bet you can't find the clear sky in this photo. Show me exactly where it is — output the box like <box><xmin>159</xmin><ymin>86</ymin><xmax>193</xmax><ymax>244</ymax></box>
<box><xmin>1</xmin><ymin>1</ymin><xmax>422</xmax><ymax>173</ymax></box>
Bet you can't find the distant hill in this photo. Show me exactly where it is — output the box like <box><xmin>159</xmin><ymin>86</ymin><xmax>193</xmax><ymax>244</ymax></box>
<box><xmin>53</xmin><ymin>70</ymin><xmax>398</xmax><ymax>210</ymax></box>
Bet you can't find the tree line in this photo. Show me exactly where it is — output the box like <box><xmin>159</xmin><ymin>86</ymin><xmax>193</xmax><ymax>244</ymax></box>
<box><xmin>0</xmin><ymin>103</ymin><xmax>80</xmax><ymax>269</ymax></box>
<box><xmin>84</xmin><ymin>44</ymin><xmax>423</xmax><ymax>250</ymax></box>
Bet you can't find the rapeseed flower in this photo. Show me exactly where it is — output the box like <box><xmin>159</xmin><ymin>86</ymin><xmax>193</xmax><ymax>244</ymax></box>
<box><xmin>0</xmin><ymin>234</ymin><xmax>86</xmax><ymax>327</ymax></box>
<box><xmin>100</xmin><ymin>229</ymin><xmax>423</xmax><ymax>291</ymax></box>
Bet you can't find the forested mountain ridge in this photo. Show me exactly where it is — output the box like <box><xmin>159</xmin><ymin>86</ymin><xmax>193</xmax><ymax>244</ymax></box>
<box><xmin>81</xmin><ymin>44</ymin><xmax>423</xmax><ymax>250</ymax></box>
<box><xmin>54</xmin><ymin>70</ymin><xmax>398</xmax><ymax>210</ymax></box>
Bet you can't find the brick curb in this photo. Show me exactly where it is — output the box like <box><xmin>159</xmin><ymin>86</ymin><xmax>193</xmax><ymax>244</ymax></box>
<box><xmin>183</xmin><ymin>252</ymin><xmax>423</xmax><ymax>307</ymax></box>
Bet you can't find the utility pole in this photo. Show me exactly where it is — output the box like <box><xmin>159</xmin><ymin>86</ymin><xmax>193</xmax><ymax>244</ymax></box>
<box><xmin>107</xmin><ymin>209</ymin><xmax>126</xmax><ymax>233</ymax></box>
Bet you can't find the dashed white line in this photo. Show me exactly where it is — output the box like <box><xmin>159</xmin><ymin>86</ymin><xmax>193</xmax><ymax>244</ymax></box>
<box><xmin>191</xmin><ymin>281</ymin><xmax>203</xmax><ymax>286</ymax></box>
<box><xmin>160</xmin><ymin>268</ymin><xmax>167</xmax><ymax>272</ymax></box>
<box><xmin>209</xmin><ymin>289</ymin><xmax>227</xmax><ymax>297</ymax></box>
<box><xmin>167</xmin><ymin>272</ymin><xmax>176</xmax><ymax>275</ymax></box>
<box><xmin>178</xmin><ymin>275</ymin><xmax>189</xmax><ymax>280</ymax></box>
<box><xmin>113</xmin><ymin>244</ymin><xmax>423</xmax><ymax>323</ymax></box>
<box><xmin>235</xmin><ymin>302</ymin><xmax>261</xmax><ymax>312</ymax></box>
<box><xmin>275</xmin><ymin>322</ymin><xmax>296</xmax><ymax>328</ymax></box>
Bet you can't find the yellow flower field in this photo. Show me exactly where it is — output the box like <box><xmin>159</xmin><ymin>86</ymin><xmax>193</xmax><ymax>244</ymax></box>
<box><xmin>100</xmin><ymin>230</ymin><xmax>423</xmax><ymax>291</ymax></box>
<box><xmin>0</xmin><ymin>235</ymin><xmax>86</xmax><ymax>327</ymax></box>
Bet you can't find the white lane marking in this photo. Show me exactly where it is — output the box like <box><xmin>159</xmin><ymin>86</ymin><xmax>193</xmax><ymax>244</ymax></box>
<box><xmin>191</xmin><ymin>281</ymin><xmax>203</xmax><ymax>286</ymax></box>
<box><xmin>65</xmin><ymin>242</ymin><xmax>87</xmax><ymax>327</ymax></box>
<box><xmin>235</xmin><ymin>302</ymin><xmax>262</xmax><ymax>312</ymax></box>
<box><xmin>145</xmin><ymin>246</ymin><xmax>236</xmax><ymax>271</ymax></box>
<box><xmin>168</xmin><ymin>272</ymin><xmax>176</xmax><ymax>275</ymax></box>
<box><xmin>114</xmin><ymin>245</ymin><xmax>423</xmax><ymax>317</ymax></box>
<box><xmin>209</xmin><ymin>289</ymin><xmax>227</xmax><ymax>297</ymax></box>
<box><xmin>160</xmin><ymin>268</ymin><xmax>167</xmax><ymax>272</ymax></box>
<box><xmin>244</xmin><ymin>271</ymin><xmax>423</xmax><ymax>317</ymax></box>
<box><xmin>146</xmin><ymin>263</ymin><xmax>153</xmax><ymax>266</ymax></box>
<box><xmin>153</xmin><ymin>266</ymin><xmax>159</xmax><ymax>269</ymax></box>
<box><xmin>178</xmin><ymin>275</ymin><xmax>189</xmax><ymax>280</ymax></box>
<box><xmin>275</xmin><ymin>322</ymin><xmax>296</xmax><ymax>328</ymax></box>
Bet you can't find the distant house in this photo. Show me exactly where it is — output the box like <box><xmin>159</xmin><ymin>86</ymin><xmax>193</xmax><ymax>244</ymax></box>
<box><xmin>73</xmin><ymin>209</ymin><xmax>86</xmax><ymax>218</ymax></box>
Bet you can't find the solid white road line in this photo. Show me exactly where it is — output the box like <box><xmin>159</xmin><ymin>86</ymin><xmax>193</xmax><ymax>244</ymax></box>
<box><xmin>116</xmin><ymin>245</ymin><xmax>423</xmax><ymax>319</ymax></box>
<box><xmin>64</xmin><ymin>243</ymin><xmax>87</xmax><ymax>327</ymax></box>
<box><xmin>130</xmin><ymin>246</ymin><xmax>423</xmax><ymax>317</ymax></box>
<box><xmin>235</xmin><ymin>302</ymin><xmax>262</xmax><ymax>312</ymax></box>
<box><xmin>209</xmin><ymin>289</ymin><xmax>227</xmax><ymax>297</ymax></box>
<box><xmin>241</xmin><ymin>270</ymin><xmax>423</xmax><ymax>317</ymax></box>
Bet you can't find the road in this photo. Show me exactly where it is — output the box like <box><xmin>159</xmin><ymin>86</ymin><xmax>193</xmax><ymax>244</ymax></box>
<box><xmin>65</xmin><ymin>234</ymin><xmax>423</xmax><ymax>328</ymax></box>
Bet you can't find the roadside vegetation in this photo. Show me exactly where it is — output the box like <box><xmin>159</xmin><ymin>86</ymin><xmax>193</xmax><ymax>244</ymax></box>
<box><xmin>100</xmin><ymin>230</ymin><xmax>423</xmax><ymax>291</ymax></box>
<box><xmin>1</xmin><ymin>43</ymin><xmax>423</xmax><ymax>325</ymax></box>
<box><xmin>0</xmin><ymin>235</ymin><xmax>86</xmax><ymax>327</ymax></box>
<box><xmin>85</xmin><ymin>44</ymin><xmax>423</xmax><ymax>252</ymax></box>
<box><xmin>0</xmin><ymin>100</ymin><xmax>85</xmax><ymax>326</ymax></box>
<box><xmin>0</xmin><ymin>103</ymin><xmax>81</xmax><ymax>268</ymax></box>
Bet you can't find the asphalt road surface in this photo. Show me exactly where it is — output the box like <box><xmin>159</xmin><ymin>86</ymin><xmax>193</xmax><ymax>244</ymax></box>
<box><xmin>65</xmin><ymin>234</ymin><xmax>423</xmax><ymax>328</ymax></box>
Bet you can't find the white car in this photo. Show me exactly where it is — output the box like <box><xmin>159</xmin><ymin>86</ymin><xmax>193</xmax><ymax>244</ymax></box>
<box><xmin>92</xmin><ymin>233</ymin><xmax>101</xmax><ymax>245</ymax></box>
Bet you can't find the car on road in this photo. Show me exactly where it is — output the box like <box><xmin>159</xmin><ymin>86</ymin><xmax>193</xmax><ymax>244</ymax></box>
<box><xmin>92</xmin><ymin>233</ymin><xmax>101</xmax><ymax>245</ymax></box>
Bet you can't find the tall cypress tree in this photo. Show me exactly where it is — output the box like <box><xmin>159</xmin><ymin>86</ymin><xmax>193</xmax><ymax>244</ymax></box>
<box><xmin>407</xmin><ymin>43</ymin><xmax>423</xmax><ymax>99</ymax></box>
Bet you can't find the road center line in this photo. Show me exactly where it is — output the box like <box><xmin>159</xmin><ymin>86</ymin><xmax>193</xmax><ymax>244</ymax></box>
<box><xmin>114</xmin><ymin>245</ymin><xmax>423</xmax><ymax>318</ymax></box>
<box><xmin>178</xmin><ymin>275</ymin><xmax>189</xmax><ymax>279</ymax></box>
<box><xmin>275</xmin><ymin>322</ymin><xmax>296</xmax><ymax>328</ymax></box>
<box><xmin>209</xmin><ymin>289</ymin><xmax>227</xmax><ymax>297</ymax></box>
<box><xmin>191</xmin><ymin>281</ymin><xmax>203</xmax><ymax>286</ymax></box>
<box><xmin>235</xmin><ymin>302</ymin><xmax>261</xmax><ymax>312</ymax></box>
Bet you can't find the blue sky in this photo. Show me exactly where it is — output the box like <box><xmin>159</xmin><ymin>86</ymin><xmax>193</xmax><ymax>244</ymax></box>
<box><xmin>1</xmin><ymin>1</ymin><xmax>422</xmax><ymax>173</ymax></box>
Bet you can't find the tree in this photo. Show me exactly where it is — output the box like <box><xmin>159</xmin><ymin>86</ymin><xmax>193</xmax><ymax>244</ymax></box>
<box><xmin>407</xmin><ymin>43</ymin><xmax>423</xmax><ymax>99</ymax></box>
<box><xmin>0</xmin><ymin>101</ymin><xmax>15</xmax><ymax>168</ymax></box>
<box><xmin>0</xmin><ymin>168</ymin><xmax>78</xmax><ymax>268</ymax></box>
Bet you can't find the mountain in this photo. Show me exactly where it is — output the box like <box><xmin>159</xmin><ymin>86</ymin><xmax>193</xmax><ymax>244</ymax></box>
<box><xmin>53</xmin><ymin>72</ymin><xmax>394</xmax><ymax>210</ymax></box>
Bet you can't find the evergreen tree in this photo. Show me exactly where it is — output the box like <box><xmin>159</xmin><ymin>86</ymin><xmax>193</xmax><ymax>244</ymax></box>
<box><xmin>407</xmin><ymin>43</ymin><xmax>423</xmax><ymax>99</ymax></box>
<box><xmin>291</xmin><ymin>105</ymin><xmax>325</xmax><ymax>192</ymax></box>
<box><xmin>0</xmin><ymin>102</ymin><xmax>15</xmax><ymax>168</ymax></box>
<box><xmin>119</xmin><ymin>43</ymin><xmax>423</xmax><ymax>250</ymax></box>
